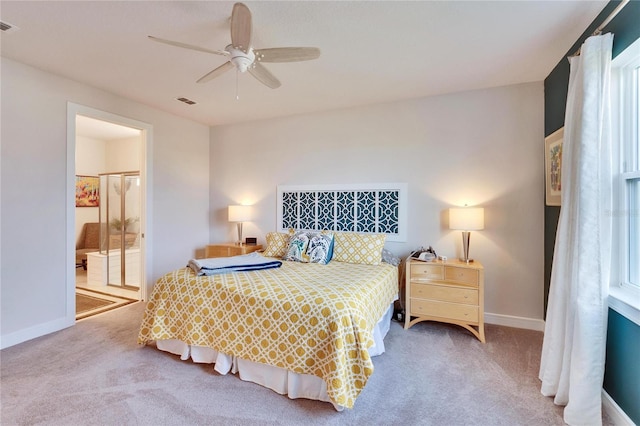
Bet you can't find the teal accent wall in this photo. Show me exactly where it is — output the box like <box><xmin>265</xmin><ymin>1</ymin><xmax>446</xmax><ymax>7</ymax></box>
<box><xmin>543</xmin><ymin>1</ymin><xmax>640</xmax><ymax>423</ymax></box>
<box><xmin>604</xmin><ymin>310</ymin><xmax>640</xmax><ymax>423</ymax></box>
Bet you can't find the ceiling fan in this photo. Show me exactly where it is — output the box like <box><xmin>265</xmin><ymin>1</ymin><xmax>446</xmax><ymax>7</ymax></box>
<box><xmin>149</xmin><ymin>2</ymin><xmax>321</xmax><ymax>89</ymax></box>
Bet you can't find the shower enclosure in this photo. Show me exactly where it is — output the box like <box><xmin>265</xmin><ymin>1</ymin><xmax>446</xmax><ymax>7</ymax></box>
<box><xmin>96</xmin><ymin>171</ymin><xmax>141</xmax><ymax>289</ymax></box>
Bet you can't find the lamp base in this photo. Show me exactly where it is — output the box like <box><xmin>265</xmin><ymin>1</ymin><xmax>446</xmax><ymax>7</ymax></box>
<box><xmin>236</xmin><ymin>222</ymin><xmax>244</xmax><ymax>246</ymax></box>
<box><xmin>458</xmin><ymin>258</ymin><xmax>475</xmax><ymax>263</ymax></box>
<box><xmin>460</xmin><ymin>231</ymin><xmax>473</xmax><ymax>263</ymax></box>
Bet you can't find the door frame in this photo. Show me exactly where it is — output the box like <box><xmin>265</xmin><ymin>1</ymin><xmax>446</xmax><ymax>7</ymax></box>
<box><xmin>66</xmin><ymin>103</ymin><xmax>153</xmax><ymax>322</ymax></box>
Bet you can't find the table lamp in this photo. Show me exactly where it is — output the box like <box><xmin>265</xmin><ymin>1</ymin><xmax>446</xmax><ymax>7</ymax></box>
<box><xmin>449</xmin><ymin>206</ymin><xmax>484</xmax><ymax>262</ymax></box>
<box><xmin>228</xmin><ymin>205</ymin><xmax>252</xmax><ymax>245</ymax></box>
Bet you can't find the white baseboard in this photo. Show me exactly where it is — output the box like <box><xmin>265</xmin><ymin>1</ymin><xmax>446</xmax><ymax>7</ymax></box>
<box><xmin>484</xmin><ymin>312</ymin><xmax>545</xmax><ymax>331</ymax></box>
<box><xmin>602</xmin><ymin>390</ymin><xmax>635</xmax><ymax>426</ymax></box>
<box><xmin>0</xmin><ymin>316</ymin><xmax>74</xmax><ymax>350</ymax></box>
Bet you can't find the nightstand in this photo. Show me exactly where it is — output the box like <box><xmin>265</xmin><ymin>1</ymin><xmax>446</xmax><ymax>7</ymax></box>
<box><xmin>205</xmin><ymin>243</ymin><xmax>263</xmax><ymax>258</ymax></box>
<box><xmin>404</xmin><ymin>258</ymin><xmax>485</xmax><ymax>343</ymax></box>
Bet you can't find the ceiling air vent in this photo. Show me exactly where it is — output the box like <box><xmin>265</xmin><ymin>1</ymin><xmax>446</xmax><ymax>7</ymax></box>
<box><xmin>0</xmin><ymin>21</ymin><xmax>19</xmax><ymax>33</ymax></box>
<box><xmin>176</xmin><ymin>97</ymin><xmax>197</xmax><ymax>105</ymax></box>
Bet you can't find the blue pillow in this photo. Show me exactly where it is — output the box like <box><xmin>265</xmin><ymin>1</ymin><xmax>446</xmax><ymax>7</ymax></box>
<box><xmin>306</xmin><ymin>233</ymin><xmax>334</xmax><ymax>265</ymax></box>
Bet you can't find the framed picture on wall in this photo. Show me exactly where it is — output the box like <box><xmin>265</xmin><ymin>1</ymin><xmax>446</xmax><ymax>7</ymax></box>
<box><xmin>75</xmin><ymin>175</ymin><xmax>99</xmax><ymax>207</ymax></box>
<box><xmin>545</xmin><ymin>128</ymin><xmax>563</xmax><ymax>206</ymax></box>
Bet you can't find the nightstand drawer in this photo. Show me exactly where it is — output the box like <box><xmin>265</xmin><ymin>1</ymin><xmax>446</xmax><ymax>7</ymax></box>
<box><xmin>207</xmin><ymin>246</ymin><xmax>232</xmax><ymax>257</ymax></box>
<box><xmin>410</xmin><ymin>263</ymin><xmax>444</xmax><ymax>280</ymax></box>
<box><xmin>445</xmin><ymin>266</ymin><xmax>479</xmax><ymax>286</ymax></box>
<box><xmin>410</xmin><ymin>299</ymin><xmax>479</xmax><ymax>323</ymax></box>
<box><xmin>205</xmin><ymin>243</ymin><xmax>263</xmax><ymax>258</ymax></box>
<box><xmin>410</xmin><ymin>283</ymin><xmax>478</xmax><ymax>304</ymax></box>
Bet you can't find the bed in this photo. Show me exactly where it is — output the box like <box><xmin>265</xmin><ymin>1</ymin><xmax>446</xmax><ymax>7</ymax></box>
<box><xmin>138</xmin><ymin>242</ymin><xmax>399</xmax><ymax>410</ymax></box>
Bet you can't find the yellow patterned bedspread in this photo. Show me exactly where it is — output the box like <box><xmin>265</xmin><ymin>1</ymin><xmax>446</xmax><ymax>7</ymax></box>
<box><xmin>138</xmin><ymin>258</ymin><xmax>398</xmax><ymax>408</ymax></box>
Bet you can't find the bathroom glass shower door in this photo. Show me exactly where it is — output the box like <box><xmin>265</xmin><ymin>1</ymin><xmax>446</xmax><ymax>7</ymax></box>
<box><xmin>99</xmin><ymin>172</ymin><xmax>141</xmax><ymax>289</ymax></box>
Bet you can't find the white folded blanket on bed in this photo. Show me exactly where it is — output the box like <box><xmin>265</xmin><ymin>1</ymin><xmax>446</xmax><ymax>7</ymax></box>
<box><xmin>187</xmin><ymin>252</ymin><xmax>282</xmax><ymax>276</ymax></box>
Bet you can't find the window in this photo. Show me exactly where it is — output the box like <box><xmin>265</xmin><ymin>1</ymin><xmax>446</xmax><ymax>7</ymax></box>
<box><xmin>611</xmin><ymin>37</ymin><xmax>640</xmax><ymax>323</ymax></box>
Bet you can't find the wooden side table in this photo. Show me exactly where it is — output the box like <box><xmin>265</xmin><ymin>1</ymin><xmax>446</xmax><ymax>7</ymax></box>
<box><xmin>205</xmin><ymin>243</ymin><xmax>263</xmax><ymax>258</ymax></box>
<box><xmin>404</xmin><ymin>258</ymin><xmax>485</xmax><ymax>343</ymax></box>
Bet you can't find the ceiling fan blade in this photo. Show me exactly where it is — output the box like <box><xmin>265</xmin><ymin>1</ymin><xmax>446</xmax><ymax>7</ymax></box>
<box><xmin>248</xmin><ymin>62</ymin><xmax>281</xmax><ymax>89</ymax></box>
<box><xmin>197</xmin><ymin>61</ymin><xmax>234</xmax><ymax>83</ymax></box>
<box><xmin>254</xmin><ymin>47</ymin><xmax>321</xmax><ymax>63</ymax></box>
<box><xmin>230</xmin><ymin>2</ymin><xmax>252</xmax><ymax>52</ymax></box>
<box><xmin>148</xmin><ymin>36</ymin><xmax>228</xmax><ymax>56</ymax></box>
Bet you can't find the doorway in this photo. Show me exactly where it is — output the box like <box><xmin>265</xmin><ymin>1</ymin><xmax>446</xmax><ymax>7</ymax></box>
<box><xmin>67</xmin><ymin>103</ymin><xmax>153</xmax><ymax>322</ymax></box>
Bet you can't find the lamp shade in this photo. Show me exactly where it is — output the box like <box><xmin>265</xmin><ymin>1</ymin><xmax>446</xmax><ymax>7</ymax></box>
<box><xmin>228</xmin><ymin>205</ymin><xmax>252</xmax><ymax>222</ymax></box>
<box><xmin>449</xmin><ymin>207</ymin><xmax>484</xmax><ymax>231</ymax></box>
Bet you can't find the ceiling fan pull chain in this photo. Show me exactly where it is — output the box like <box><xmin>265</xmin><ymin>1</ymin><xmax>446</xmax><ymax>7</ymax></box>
<box><xmin>236</xmin><ymin>69</ymin><xmax>240</xmax><ymax>101</ymax></box>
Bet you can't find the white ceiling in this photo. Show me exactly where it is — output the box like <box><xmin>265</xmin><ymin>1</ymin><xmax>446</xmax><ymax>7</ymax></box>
<box><xmin>1</xmin><ymin>1</ymin><xmax>607</xmax><ymax>127</ymax></box>
<box><xmin>76</xmin><ymin>115</ymin><xmax>142</xmax><ymax>140</ymax></box>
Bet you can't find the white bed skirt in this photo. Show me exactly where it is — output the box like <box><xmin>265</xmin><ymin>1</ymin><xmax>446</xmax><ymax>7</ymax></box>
<box><xmin>155</xmin><ymin>302</ymin><xmax>395</xmax><ymax>411</ymax></box>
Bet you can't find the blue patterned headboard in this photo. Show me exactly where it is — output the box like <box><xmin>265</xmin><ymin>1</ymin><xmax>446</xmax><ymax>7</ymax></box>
<box><xmin>277</xmin><ymin>183</ymin><xmax>407</xmax><ymax>242</ymax></box>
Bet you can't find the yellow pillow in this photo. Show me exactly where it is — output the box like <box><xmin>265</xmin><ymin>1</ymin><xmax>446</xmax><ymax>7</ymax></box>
<box><xmin>262</xmin><ymin>231</ymin><xmax>293</xmax><ymax>258</ymax></box>
<box><xmin>332</xmin><ymin>232</ymin><xmax>386</xmax><ymax>265</ymax></box>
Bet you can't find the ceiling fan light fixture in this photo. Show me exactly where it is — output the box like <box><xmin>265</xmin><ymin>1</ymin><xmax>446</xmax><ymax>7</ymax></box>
<box><xmin>227</xmin><ymin>45</ymin><xmax>255</xmax><ymax>73</ymax></box>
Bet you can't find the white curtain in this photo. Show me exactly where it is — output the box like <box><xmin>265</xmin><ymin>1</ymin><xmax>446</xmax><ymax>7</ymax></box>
<box><xmin>539</xmin><ymin>33</ymin><xmax>613</xmax><ymax>426</ymax></box>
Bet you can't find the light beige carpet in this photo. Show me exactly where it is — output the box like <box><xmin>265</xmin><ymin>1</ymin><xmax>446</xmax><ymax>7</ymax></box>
<box><xmin>1</xmin><ymin>302</ymin><xmax>612</xmax><ymax>425</ymax></box>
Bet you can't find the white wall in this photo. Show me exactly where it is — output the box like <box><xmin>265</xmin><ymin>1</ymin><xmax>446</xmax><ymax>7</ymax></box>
<box><xmin>106</xmin><ymin>136</ymin><xmax>140</xmax><ymax>173</ymax></box>
<box><xmin>76</xmin><ymin>136</ymin><xmax>108</xmax><ymax>173</ymax></box>
<box><xmin>209</xmin><ymin>82</ymin><xmax>545</xmax><ymax>324</ymax></box>
<box><xmin>0</xmin><ymin>58</ymin><xmax>210</xmax><ymax>347</ymax></box>
<box><xmin>75</xmin><ymin>135</ymin><xmax>106</xmax><ymax>241</ymax></box>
